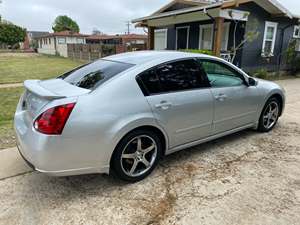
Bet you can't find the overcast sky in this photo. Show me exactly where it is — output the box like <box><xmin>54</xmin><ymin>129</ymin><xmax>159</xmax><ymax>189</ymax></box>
<box><xmin>0</xmin><ymin>0</ymin><xmax>299</xmax><ymax>35</ymax></box>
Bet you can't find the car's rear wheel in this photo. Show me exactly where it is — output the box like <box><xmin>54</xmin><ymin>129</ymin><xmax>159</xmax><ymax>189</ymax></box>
<box><xmin>258</xmin><ymin>97</ymin><xmax>281</xmax><ymax>132</ymax></box>
<box><xmin>111</xmin><ymin>129</ymin><xmax>162</xmax><ymax>182</ymax></box>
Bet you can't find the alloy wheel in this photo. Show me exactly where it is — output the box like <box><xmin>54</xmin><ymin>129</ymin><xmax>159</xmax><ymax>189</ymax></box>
<box><xmin>263</xmin><ymin>101</ymin><xmax>279</xmax><ymax>130</ymax></box>
<box><xmin>120</xmin><ymin>135</ymin><xmax>157</xmax><ymax>177</ymax></box>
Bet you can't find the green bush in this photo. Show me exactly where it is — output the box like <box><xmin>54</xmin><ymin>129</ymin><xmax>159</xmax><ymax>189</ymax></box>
<box><xmin>286</xmin><ymin>40</ymin><xmax>300</xmax><ymax>75</ymax></box>
<box><xmin>180</xmin><ymin>49</ymin><xmax>213</xmax><ymax>55</ymax></box>
<box><xmin>253</xmin><ymin>68</ymin><xmax>269</xmax><ymax>79</ymax></box>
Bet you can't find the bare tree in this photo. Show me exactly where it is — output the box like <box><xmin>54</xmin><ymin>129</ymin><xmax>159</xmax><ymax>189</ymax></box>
<box><xmin>229</xmin><ymin>11</ymin><xmax>260</xmax><ymax>63</ymax></box>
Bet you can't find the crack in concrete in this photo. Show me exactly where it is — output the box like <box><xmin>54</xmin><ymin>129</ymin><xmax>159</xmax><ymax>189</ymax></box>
<box><xmin>0</xmin><ymin>171</ymin><xmax>33</xmax><ymax>182</ymax></box>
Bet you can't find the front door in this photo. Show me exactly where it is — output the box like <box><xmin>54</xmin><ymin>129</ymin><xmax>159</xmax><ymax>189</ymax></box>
<box><xmin>138</xmin><ymin>59</ymin><xmax>213</xmax><ymax>148</ymax></box>
<box><xmin>176</xmin><ymin>27</ymin><xmax>189</xmax><ymax>50</ymax></box>
<box><xmin>199</xmin><ymin>59</ymin><xmax>259</xmax><ymax>134</ymax></box>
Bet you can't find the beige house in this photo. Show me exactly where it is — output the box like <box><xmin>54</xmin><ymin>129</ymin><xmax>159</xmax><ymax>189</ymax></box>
<box><xmin>35</xmin><ymin>31</ymin><xmax>88</xmax><ymax>57</ymax></box>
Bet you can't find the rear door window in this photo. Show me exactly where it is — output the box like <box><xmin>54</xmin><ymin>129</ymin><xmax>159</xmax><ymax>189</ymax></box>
<box><xmin>59</xmin><ymin>59</ymin><xmax>134</xmax><ymax>90</ymax></box>
<box><xmin>137</xmin><ymin>59</ymin><xmax>209</xmax><ymax>95</ymax></box>
<box><xmin>157</xmin><ymin>59</ymin><xmax>209</xmax><ymax>93</ymax></box>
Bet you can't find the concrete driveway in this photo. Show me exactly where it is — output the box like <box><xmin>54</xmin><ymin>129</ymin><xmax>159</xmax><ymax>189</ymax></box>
<box><xmin>1</xmin><ymin>79</ymin><xmax>300</xmax><ymax>225</ymax></box>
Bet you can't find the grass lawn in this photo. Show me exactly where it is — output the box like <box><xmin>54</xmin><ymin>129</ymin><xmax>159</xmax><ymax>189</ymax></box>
<box><xmin>0</xmin><ymin>53</ymin><xmax>84</xmax><ymax>84</ymax></box>
<box><xmin>0</xmin><ymin>87</ymin><xmax>24</xmax><ymax>150</ymax></box>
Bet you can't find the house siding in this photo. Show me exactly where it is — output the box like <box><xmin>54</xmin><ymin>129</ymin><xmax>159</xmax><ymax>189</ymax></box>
<box><xmin>37</xmin><ymin>36</ymin><xmax>86</xmax><ymax>57</ymax></box>
<box><xmin>236</xmin><ymin>2</ymin><xmax>297</xmax><ymax>72</ymax></box>
<box><xmin>37</xmin><ymin>37</ymin><xmax>56</xmax><ymax>55</ymax></box>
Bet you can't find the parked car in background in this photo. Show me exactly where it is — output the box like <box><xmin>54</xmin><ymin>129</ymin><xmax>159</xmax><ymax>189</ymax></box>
<box><xmin>14</xmin><ymin>51</ymin><xmax>285</xmax><ymax>182</ymax></box>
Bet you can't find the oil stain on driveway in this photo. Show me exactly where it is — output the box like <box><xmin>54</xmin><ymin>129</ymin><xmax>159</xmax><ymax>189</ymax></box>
<box><xmin>0</xmin><ymin>79</ymin><xmax>300</xmax><ymax>225</ymax></box>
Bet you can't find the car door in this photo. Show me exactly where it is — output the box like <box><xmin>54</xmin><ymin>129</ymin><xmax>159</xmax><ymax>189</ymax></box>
<box><xmin>137</xmin><ymin>59</ymin><xmax>214</xmax><ymax>148</ymax></box>
<box><xmin>199</xmin><ymin>59</ymin><xmax>259</xmax><ymax>134</ymax></box>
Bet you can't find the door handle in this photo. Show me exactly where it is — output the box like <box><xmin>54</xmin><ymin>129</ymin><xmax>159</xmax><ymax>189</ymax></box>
<box><xmin>215</xmin><ymin>94</ymin><xmax>227</xmax><ymax>101</ymax></box>
<box><xmin>155</xmin><ymin>101</ymin><xmax>172</xmax><ymax>110</ymax></box>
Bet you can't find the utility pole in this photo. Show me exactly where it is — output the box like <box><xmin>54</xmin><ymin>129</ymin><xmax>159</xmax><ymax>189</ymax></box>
<box><xmin>125</xmin><ymin>21</ymin><xmax>131</xmax><ymax>34</ymax></box>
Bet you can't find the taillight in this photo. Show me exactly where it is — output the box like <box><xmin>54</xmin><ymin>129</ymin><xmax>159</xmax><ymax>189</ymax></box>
<box><xmin>34</xmin><ymin>103</ymin><xmax>76</xmax><ymax>135</ymax></box>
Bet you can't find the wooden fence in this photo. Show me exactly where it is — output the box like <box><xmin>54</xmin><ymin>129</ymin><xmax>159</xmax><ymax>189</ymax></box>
<box><xmin>67</xmin><ymin>44</ymin><xmax>116</xmax><ymax>61</ymax></box>
<box><xmin>67</xmin><ymin>43</ymin><xmax>148</xmax><ymax>61</ymax></box>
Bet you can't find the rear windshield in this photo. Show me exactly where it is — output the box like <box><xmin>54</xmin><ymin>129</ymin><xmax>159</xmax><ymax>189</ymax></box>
<box><xmin>59</xmin><ymin>59</ymin><xmax>134</xmax><ymax>90</ymax></box>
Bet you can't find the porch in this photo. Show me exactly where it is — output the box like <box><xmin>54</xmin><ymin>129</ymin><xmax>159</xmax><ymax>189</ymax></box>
<box><xmin>133</xmin><ymin>3</ymin><xmax>249</xmax><ymax>62</ymax></box>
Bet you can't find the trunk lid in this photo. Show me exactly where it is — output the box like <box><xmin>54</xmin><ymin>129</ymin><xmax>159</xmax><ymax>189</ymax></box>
<box><xmin>22</xmin><ymin>79</ymin><xmax>90</xmax><ymax>120</ymax></box>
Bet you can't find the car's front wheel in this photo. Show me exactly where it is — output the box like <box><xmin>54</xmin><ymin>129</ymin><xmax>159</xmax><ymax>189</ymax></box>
<box><xmin>111</xmin><ymin>129</ymin><xmax>162</xmax><ymax>182</ymax></box>
<box><xmin>258</xmin><ymin>97</ymin><xmax>281</xmax><ymax>132</ymax></box>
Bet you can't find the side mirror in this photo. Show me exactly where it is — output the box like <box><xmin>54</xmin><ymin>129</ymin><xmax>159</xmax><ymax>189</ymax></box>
<box><xmin>248</xmin><ymin>77</ymin><xmax>257</xmax><ymax>86</ymax></box>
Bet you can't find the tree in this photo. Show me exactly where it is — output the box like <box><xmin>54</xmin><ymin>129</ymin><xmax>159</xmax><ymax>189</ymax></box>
<box><xmin>229</xmin><ymin>11</ymin><xmax>260</xmax><ymax>63</ymax></box>
<box><xmin>52</xmin><ymin>15</ymin><xmax>80</xmax><ymax>33</ymax></box>
<box><xmin>0</xmin><ymin>20</ymin><xmax>26</xmax><ymax>46</ymax></box>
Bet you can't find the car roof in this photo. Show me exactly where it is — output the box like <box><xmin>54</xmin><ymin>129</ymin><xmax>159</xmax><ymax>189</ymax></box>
<box><xmin>104</xmin><ymin>50</ymin><xmax>216</xmax><ymax>65</ymax></box>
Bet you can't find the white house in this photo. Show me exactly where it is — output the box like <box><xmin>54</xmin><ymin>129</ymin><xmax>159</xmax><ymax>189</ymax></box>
<box><xmin>35</xmin><ymin>31</ymin><xmax>88</xmax><ymax>57</ymax></box>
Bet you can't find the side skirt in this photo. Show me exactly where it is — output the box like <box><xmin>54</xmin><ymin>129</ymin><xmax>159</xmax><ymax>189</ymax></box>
<box><xmin>166</xmin><ymin>123</ymin><xmax>256</xmax><ymax>155</ymax></box>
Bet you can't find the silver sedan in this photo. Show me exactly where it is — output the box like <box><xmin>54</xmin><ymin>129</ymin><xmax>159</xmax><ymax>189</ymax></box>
<box><xmin>14</xmin><ymin>51</ymin><xmax>285</xmax><ymax>181</ymax></box>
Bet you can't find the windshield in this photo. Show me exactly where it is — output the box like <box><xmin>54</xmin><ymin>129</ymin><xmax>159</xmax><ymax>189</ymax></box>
<box><xmin>59</xmin><ymin>59</ymin><xmax>134</xmax><ymax>90</ymax></box>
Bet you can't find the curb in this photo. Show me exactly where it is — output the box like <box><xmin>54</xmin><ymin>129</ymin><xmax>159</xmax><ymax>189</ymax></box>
<box><xmin>0</xmin><ymin>147</ymin><xmax>33</xmax><ymax>180</ymax></box>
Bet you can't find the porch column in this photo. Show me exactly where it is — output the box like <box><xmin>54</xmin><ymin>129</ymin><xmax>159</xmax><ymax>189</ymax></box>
<box><xmin>213</xmin><ymin>17</ymin><xmax>224</xmax><ymax>57</ymax></box>
<box><xmin>148</xmin><ymin>27</ymin><xmax>155</xmax><ymax>50</ymax></box>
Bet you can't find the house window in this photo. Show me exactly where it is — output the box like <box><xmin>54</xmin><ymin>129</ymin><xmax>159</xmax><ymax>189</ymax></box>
<box><xmin>58</xmin><ymin>37</ymin><xmax>66</xmax><ymax>44</ymax></box>
<box><xmin>49</xmin><ymin>38</ymin><xmax>51</xmax><ymax>45</ymax></box>
<box><xmin>262</xmin><ymin>21</ymin><xmax>278</xmax><ymax>56</ymax></box>
<box><xmin>77</xmin><ymin>38</ymin><xmax>84</xmax><ymax>44</ymax></box>
<box><xmin>136</xmin><ymin>40</ymin><xmax>145</xmax><ymax>44</ymax></box>
<box><xmin>294</xmin><ymin>25</ymin><xmax>300</xmax><ymax>38</ymax></box>
<box><xmin>154</xmin><ymin>29</ymin><xmax>168</xmax><ymax>50</ymax></box>
<box><xmin>199</xmin><ymin>24</ymin><xmax>213</xmax><ymax>50</ymax></box>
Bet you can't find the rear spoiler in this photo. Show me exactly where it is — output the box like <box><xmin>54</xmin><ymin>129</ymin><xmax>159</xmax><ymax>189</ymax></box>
<box><xmin>24</xmin><ymin>80</ymin><xmax>66</xmax><ymax>99</ymax></box>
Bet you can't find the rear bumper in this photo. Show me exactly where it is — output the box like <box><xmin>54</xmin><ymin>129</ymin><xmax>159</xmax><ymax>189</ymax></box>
<box><xmin>16</xmin><ymin>143</ymin><xmax>109</xmax><ymax>176</ymax></box>
<box><xmin>14</xmin><ymin>111</ymin><xmax>110</xmax><ymax>176</ymax></box>
<box><xmin>17</xmin><ymin>144</ymin><xmax>35</xmax><ymax>170</ymax></box>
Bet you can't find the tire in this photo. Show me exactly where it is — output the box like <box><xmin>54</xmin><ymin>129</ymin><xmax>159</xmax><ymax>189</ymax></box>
<box><xmin>258</xmin><ymin>97</ymin><xmax>281</xmax><ymax>132</ymax></box>
<box><xmin>111</xmin><ymin>129</ymin><xmax>162</xmax><ymax>182</ymax></box>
